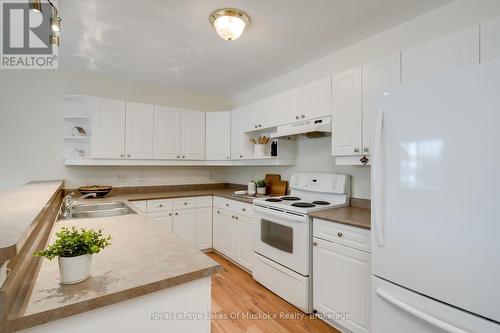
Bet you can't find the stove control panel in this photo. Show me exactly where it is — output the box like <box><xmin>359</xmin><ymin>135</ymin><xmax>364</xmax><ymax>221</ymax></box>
<box><xmin>290</xmin><ymin>173</ymin><xmax>349</xmax><ymax>194</ymax></box>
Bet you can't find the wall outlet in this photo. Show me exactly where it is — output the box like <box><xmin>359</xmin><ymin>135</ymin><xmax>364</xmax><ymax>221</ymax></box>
<box><xmin>116</xmin><ymin>171</ymin><xmax>127</xmax><ymax>183</ymax></box>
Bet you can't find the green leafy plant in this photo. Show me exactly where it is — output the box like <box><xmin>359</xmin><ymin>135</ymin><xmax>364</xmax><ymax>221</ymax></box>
<box><xmin>34</xmin><ymin>227</ymin><xmax>111</xmax><ymax>260</ymax></box>
<box><xmin>255</xmin><ymin>179</ymin><xmax>267</xmax><ymax>188</ymax></box>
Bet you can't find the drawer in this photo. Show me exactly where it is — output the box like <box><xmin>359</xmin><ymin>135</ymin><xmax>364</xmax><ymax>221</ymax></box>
<box><xmin>234</xmin><ymin>202</ymin><xmax>253</xmax><ymax>218</ymax></box>
<box><xmin>173</xmin><ymin>197</ymin><xmax>196</xmax><ymax>210</ymax></box>
<box><xmin>313</xmin><ymin>218</ymin><xmax>370</xmax><ymax>253</ymax></box>
<box><xmin>213</xmin><ymin>196</ymin><xmax>235</xmax><ymax>210</ymax></box>
<box><xmin>130</xmin><ymin>200</ymin><xmax>147</xmax><ymax>213</ymax></box>
<box><xmin>196</xmin><ymin>196</ymin><xmax>212</xmax><ymax>208</ymax></box>
<box><xmin>147</xmin><ymin>199</ymin><xmax>173</xmax><ymax>212</ymax></box>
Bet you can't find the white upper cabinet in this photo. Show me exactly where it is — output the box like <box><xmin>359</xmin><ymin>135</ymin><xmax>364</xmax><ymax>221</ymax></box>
<box><xmin>206</xmin><ymin>111</ymin><xmax>231</xmax><ymax>160</ymax></box>
<box><xmin>481</xmin><ymin>16</ymin><xmax>500</xmax><ymax>62</ymax></box>
<box><xmin>257</xmin><ymin>96</ymin><xmax>281</xmax><ymax>129</ymax></box>
<box><xmin>332</xmin><ymin>67</ymin><xmax>363</xmax><ymax>156</ymax></box>
<box><xmin>153</xmin><ymin>106</ymin><xmax>181</xmax><ymax>159</ymax></box>
<box><xmin>91</xmin><ymin>97</ymin><xmax>126</xmax><ymax>158</ymax></box>
<box><xmin>402</xmin><ymin>26</ymin><xmax>480</xmax><ymax>82</ymax></box>
<box><xmin>180</xmin><ymin>109</ymin><xmax>205</xmax><ymax>160</ymax></box>
<box><xmin>301</xmin><ymin>77</ymin><xmax>332</xmax><ymax>120</ymax></box>
<box><xmin>362</xmin><ymin>53</ymin><xmax>401</xmax><ymax>155</ymax></box>
<box><xmin>279</xmin><ymin>88</ymin><xmax>302</xmax><ymax>124</ymax></box>
<box><xmin>125</xmin><ymin>102</ymin><xmax>154</xmax><ymax>159</ymax></box>
<box><xmin>230</xmin><ymin>107</ymin><xmax>252</xmax><ymax>159</ymax></box>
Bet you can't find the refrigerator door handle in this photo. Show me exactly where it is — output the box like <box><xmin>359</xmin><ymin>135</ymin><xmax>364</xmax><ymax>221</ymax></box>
<box><xmin>372</xmin><ymin>109</ymin><xmax>385</xmax><ymax>246</ymax></box>
<box><xmin>376</xmin><ymin>289</ymin><xmax>469</xmax><ymax>333</ymax></box>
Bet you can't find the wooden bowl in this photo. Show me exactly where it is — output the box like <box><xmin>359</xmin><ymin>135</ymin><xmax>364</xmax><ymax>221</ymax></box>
<box><xmin>77</xmin><ymin>185</ymin><xmax>112</xmax><ymax>198</ymax></box>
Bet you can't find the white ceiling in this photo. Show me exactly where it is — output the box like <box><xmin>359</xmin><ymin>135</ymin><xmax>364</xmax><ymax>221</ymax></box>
<box><xmin>59</xmin><ymin>0</ymin><xmax>452</xmax><ymax>97</ymax></box>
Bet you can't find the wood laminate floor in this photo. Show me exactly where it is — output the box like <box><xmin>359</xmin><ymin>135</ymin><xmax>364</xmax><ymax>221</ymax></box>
<box><xmin>207</xmin><ymin>252</ymin><xmax>340</xmax><ymax>333</ymax></box>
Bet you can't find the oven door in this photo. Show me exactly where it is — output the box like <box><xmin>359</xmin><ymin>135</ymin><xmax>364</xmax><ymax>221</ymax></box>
<box><xmin>253</xmin><ymin>205</ymin><xmax>310</xmax><ymax>275</ymax></box>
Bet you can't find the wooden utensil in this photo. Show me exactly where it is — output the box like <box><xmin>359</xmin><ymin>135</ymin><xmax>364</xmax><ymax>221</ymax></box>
<box><xmin>269</xmin><ymin>180</ymin><xmax>288</xmax><ymax>196</ymax></box>
<box><xmin>265</xmin><ymin>174</ymin><xmax>284</xmax><ymax>196</ymax></box>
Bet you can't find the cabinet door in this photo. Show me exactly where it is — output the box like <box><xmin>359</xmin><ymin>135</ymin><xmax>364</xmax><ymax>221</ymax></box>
<box><xmin>237</xmin><ymin>215</ymin><xmax>253</xmax><ymax>271</ymax></box>
<box><xmin>332</xmin><ymin>67</ymin><xmax>362</xmax><ymax>156</ymax></box>
<box><xmin>257</xmin><ymin>96</ymin><xmax>280</xmax><ymax>129</ymax></box>
<box><xmin>206</xmin><ymin>111</ymin><xmax>231</xmax><ymax>160</ymax></box>
<box><xmin>91</xmin><ymin>97</ymin><xmax>125</xmax><ymax>158</ymax></box>
<box><xmin>222</xmin><ymin>212</ymin><xmax>237</xmax><ymax>259</ymax></box>
<box><xmin>402</xmin><ymin>26</ymin><xmax>479</xmax><ymax>82</ymax></box>
<box><xmin>196</xmin><ymin>207</ymin><xmax>212</xmax><ymax>250</ymax></box>
<box><xmin>153</xmin><ymin>106</ymin><xmax>181</xmax><ymax>159</ymax></box>
<box><xmin>172</xmin><ymin>209</ymin><xmax>196</xmax><ymax>247</ymax></box>
<box><xmin>125</xmin><ymin>102</ymin><xmax>154</xmax><ymax>159</ymax></box>
<box><xmin>481</xmin><ymin>16</ymin><xmax>500</xmax><ymax>62</ymax></box>
<box><xmin>362</xmin><ymin>53</ymin><xmax>401</xmax><ymax>155</ymax></box>
<box><xmin>231</xmin><ymin>107</ymin><xmax>245</xmax><ymax>159</ymax></box>
<box><xmin>301</xmin><ymin>77</ymin><xmax>332</xmax><ymax>120</ymax></box>
<box><xmin>180</xmin><ymin>110</ymin><xmax>205</xmax><ymax>160</ymax></box>
<box><xmin>241</xmin><ymin>103</ymin><xmax>259</xmax><ymax>132</ymax></box>
<box><xmin>279</xmin><ymin>88</ymin><xmax>301</xmax><ymax>124</ymax></box>
<box><xmin>313</xmin><ymin>238</ymin><xmax>370</xmax><ymax>333</ymax></box>
<box><xmin>149</xmin><ymin>211</ymin><xmax>173</xmax><ymax>231</ymax></box>
<box><xmin>213</xmin><ymin>208</ymin><xmax>224</xmax><ymax>252</ymax></box>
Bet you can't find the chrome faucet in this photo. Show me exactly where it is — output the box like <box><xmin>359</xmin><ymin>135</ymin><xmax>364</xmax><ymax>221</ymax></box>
<box><xmin>62</xmin><ymin>192</ymin><xmax>97</xmax><ymax>219</ymax></box>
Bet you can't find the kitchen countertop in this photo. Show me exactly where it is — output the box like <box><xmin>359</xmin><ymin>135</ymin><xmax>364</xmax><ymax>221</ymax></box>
<box><xmin>309</xmin><ymin>206</ymin><xmax>371</xmax><ymax>230</ymax></box>
<box><xmin>7</xmin><ymin>202</ymin><xmax>222</xmax><ymax>332</ymax></box>
<box><xmin>0</xmin><ymin>180</ymin><xmax>63</xmax><ymax>262</ymax></box>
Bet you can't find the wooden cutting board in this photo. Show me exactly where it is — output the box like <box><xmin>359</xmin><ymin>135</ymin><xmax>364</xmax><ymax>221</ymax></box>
<box><xmin>265</xmin><ymin>174</ymin><xmax>287</xmax><ymax>196</ymax></box>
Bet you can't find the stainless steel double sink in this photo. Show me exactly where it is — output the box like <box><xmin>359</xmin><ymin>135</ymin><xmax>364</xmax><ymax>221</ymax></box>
<box><xmin>67</xmin><ymin>202</ymin><xmax>137</xmax><ymax>219</ymax></box>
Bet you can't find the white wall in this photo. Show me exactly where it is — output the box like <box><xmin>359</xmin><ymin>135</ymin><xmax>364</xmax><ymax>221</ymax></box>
<box><xmin>0</xmin><ymin>70</ymin><xmax>231</xmax><ymax>191</ymax></box>
<box><xmin>218</xmin><ymin>0</ymin><xmax>500</xmax><ymax>199</ymax></box>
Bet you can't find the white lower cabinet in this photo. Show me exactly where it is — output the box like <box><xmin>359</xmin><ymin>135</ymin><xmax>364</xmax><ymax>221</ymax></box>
<box><xmin>148</xmin><ymin>211</ymin><xmax>173</xmax><ymax>231</ymax></box>
<box><xmin>213</xmin><ymin>197</ymin><xmax>254</xmax><ymax>271</ymax></box>
<box><xmin>195</xmin><ymin>207</ymin><xmax>213</xmax><ymax>250</ymax></box>
<box><xmin>313</xmin><ymin>219</ymin><xmax>370</xmax><ymax>333</ymax></box>
<box><xmin>173</xmin><ymin>209</ymin><xmax>197</xmax><ymax>246</ymax></box>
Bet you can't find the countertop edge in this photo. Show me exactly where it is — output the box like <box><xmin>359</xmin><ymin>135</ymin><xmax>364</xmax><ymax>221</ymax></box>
<box><xmin>309</xmin><ymin>207</ymin><xmax>371</xmax><ymax>230</ymax></box>
<box><xmin>6</xmin><ymin>263</ymin><xmax>222</xmax><ymax>333</ymax></box>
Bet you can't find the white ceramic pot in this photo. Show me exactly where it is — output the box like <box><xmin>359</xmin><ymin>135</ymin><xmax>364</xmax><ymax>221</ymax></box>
<box><xmin>58</xmin><ymin>254</ymin><xmax>92</xmax><ymax>284</ymax></box>
<box><xmin>257</xmin><ymin>187</ymin><xmax>266</xmax><ymax>195</ymax></box>
<box><xmin>254</xmin><ymin>144</ymin><xmax>267</xmax><ymax>157</ymax></box>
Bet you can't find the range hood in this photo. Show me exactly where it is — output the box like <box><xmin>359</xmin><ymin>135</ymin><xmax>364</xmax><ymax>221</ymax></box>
<box><xmin>271</xmin><ymin>116</ymin><xmax>331</xmax><ymax>138</ymax></box>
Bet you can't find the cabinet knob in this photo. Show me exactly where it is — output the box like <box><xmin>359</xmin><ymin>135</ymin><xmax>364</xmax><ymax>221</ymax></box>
<box><xmin>254</xmin><ymin>125</ymin><xmax>258</xmax><ymax>128</ymax></box>
<box><xmin>182</xmin><ymin>155</ymin><xmax>185</xmax><ymax>159</ymax></box>
<box><xmin>240</xmin><ymin>155</ymin><xmax>243</xmax><ymax>158</ymax></box>
<box><xmin>217</xmin><ymin>210</ymin><xmax>220</xmax><ymax>214</ymax></box>
<box><xmin>259</xmin><ymin>124</ymin><xmax>262</xmax><ymax>127</ymax></box>
<box><xmin>235</xmin><ymin>216</ymin><xmax>239</xmax><ymax>220</ymax></box>
<box><xmin>225</xmin><ymin>203</ymin><xmax>229</xmax><ymax>207</ymax></box>
<box><xmin>120</xmin><ymin>154</ymin><xmax>124</xmax><ymax>158</ymax></box>
<box><xmin>313</xmin><ymin>241</ymin><xmax>318</xmax><ymax>246</ymax></box>
<box><xmin>295</xmin><ymin>115</ymin><xmax>300</xmax><ymax>120</ymax></box>
<box><xmin>127</xmin><ymin>154</ymin><xmax>131</xmax><ymax>158</ymax></box>
<box><xmin>363</xmin><ymin>147</ymin><xmax>369</xmax><ymax>152</ymax></box>
<box><xmin>177</xmin><ymin>155</ymin><xmax>180</xmax><ymax>159</ymax></box>
<box><xmin>175</xmin><ymin>212</ymin><xmax>178</xmax><ymax>216</ymax></box>
<box><xmin>168</xmin><ymin>213</ymin><xmax>172</xmax><ymax>216</ymax></box>
<box><xmin>226</xmin><ymin>156</ymin><xmax>229</xmax><ymax>159</ymax></box>
<box><xmin>183</xmin><ymin>202</ymin><xmax>187</xmax><ymax>205</ymax></box>
<box><xmin>242</xmin><ymin>208</ymin><xmax>246</xmax><ymax>211</ymax></box>
<box><xmin>159</xmin><ymin>204</ymin><xmax>163</xmax><ymax>207</ymax></box>
<box><xmin>231</xmin><ymin>215</ymin><xmax>235</xmax><ymax>219</ymax></box>
<box><xmin>301</xmin><ymin>114</ymin><xmax>305</xmax><ymax>118</ymax></box>
<box><xmin>337</xmin><ymin>232</ymin><xmax>343</xmax><ymax>237</ymax></box>
<box><xmin>354</xmin><ymin>148</ymin><xmax>360</xmax><ymax>153</ymax></box>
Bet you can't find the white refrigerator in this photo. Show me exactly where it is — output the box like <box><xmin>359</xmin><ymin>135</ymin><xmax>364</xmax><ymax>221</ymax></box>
<box><xmin>371</xmin><ymin>60</ymin><xmax>500</xmax><ymax>333</ymax></box>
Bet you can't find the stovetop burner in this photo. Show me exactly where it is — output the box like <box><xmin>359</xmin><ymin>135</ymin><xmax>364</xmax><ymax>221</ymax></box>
<box><xmin>265</xmin><ymin>198</ymin><xmax>283</xmax><ymax>202</ymax></box>
<box><xmin>291</xmin><ymin>202</ymin><xmax>316</xmax><ymax>208</ymax></box>
<box><xmin>281</xmin><ymin>196</ymin><xmax>301</xmax><ymax>201</ymax></box>
<box><xmin>312</xmin><ymin>201</ymin><xmax>330</xmax><ymax>205</ymax></box>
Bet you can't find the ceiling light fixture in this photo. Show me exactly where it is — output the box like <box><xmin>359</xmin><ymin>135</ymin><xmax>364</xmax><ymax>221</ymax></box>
<box><xmin>29</xmin><ymin>0</ymin><xmax>42</xmax><ymax>12</ymax></box>
<box><xmin>210</xmin><ymin>8</ymin><xmax>250</xmax><ymax>41</ymax></box>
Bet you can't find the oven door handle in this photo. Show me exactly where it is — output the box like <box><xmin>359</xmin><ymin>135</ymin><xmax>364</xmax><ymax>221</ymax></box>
<box><xmin>253</xmin><ymin>205</ymin><xmax>306</xmax><ymax>223</ymax></box>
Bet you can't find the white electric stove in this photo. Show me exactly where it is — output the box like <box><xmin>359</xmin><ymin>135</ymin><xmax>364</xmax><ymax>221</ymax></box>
<box><xmin>252</xmin><ymin>173</ymin><xmax>350</xmax><ymax>313</ymax></box>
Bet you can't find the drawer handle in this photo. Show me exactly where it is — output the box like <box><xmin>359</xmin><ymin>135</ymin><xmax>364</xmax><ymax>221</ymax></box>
<box><xmin>337</xmin><ymin>232</ymin><xmax>343</xmax><ymax>237</ymax></box>
<box><xmin>183</xmin><ymin>202</ymin><xmax>187</xmax><ymax>205</ymax></box>
<box><xmin>313</xmin><ymin>241</ymin><xmax>318</xmax><ymax>246</ymax></box>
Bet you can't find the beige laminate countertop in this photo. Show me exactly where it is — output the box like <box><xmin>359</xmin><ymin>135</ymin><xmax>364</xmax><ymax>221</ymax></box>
<box><xmin>8</xmin><ymin>200</ymin><xmax>222</xmax><ymax>332</ymax></box>
<box><xmin>309</xmin><ymin>206</ymin><xmax>371</xmax><ymax>230</ymax></box>
<box><xmin>0</xmin><ymin>180</ymin><xmax>63</xmax><ymax>262</ymax></box>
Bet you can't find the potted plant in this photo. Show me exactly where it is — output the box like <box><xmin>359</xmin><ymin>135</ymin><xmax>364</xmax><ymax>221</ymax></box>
<box><xmin>255</xmin><ymin>179</ymin><xmax>267</xmax><ymax>195</ymax></box>
<box><xmin>34</xmin><ymin>227</ymin><xmax>111</xmax><ymax>285</ymax></box>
